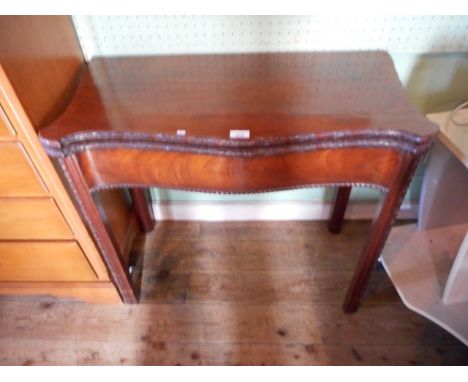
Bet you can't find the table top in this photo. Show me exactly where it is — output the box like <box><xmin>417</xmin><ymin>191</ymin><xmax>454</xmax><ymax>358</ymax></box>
<box><xmin>426</xmin><ymin>109</ymin><xmax>468</xmax><ymax>168</ymax></box>
<box><xmin>40</xmin><ymin>51</ymin><xmax>437</xmax><ymax>152</ymax></box>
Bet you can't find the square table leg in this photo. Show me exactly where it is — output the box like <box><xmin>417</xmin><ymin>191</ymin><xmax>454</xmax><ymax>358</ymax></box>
<box><xmin>129</xmin><ymin>188</ymin><xmax>155</xmax><ymax>232</ymax></box>
<box><xmin>61</xmin><ymin>155</ymin><xmax>138</xmax><ymax>303</ymax></box>
<box><xmin>58</xmin><ymin>150</ymin><xmax>423</xmax><ymax>310</ymax></box>
<box><xmin>328</xmin><ymin>186</ymin><xmax>352</xmax><ymax>234</ymax></box>
<box><xmin>343</xmin><ymin>154</ymin><xmax>420</xmax><ymax>312</ymax></box>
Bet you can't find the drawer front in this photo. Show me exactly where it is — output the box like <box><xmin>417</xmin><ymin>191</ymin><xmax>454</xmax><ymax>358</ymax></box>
<box><xmin>0</xmin><ymin>105</ymin><xmax>15</xmax><ymax>137</ymax></box>
<box><xmin>0</xmin><ymin>198</ymin><xmax>73</xmax><ymax>240</ymax></box>
<box><xmin>0</xmin><ymin>241</ymin><xmax>97</xmax><ymax>281</ymax></box>
<box><xmin>0</xmin><ymin>142</ymin><xmax>47</xmax><ymax>196</ymax></box>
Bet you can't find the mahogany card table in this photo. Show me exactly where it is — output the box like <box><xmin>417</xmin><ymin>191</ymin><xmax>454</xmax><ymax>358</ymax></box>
<box><xmin>39</xmin><ymin>52</ymin><xmax>438</xmax><ymax>311</ymax></box>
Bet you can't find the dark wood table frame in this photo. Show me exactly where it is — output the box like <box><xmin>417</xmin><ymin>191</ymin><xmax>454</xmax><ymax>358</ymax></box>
<box><xmin>39</xmin><ymin>52</ymin><xmax>437</xmax><ymax>312</ymax></box>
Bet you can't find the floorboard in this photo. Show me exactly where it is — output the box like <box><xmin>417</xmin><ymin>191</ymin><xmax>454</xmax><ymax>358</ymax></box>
<box><xmin>0</xmin><ymin>220</ymin><xmax>467</xmax><ymax>365</ymax></box>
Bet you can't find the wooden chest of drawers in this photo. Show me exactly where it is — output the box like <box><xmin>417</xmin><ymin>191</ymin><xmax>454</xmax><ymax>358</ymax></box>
<box><xmin>0</xmin><ymin>141</ymin><xmax>48</xmax><ymax>196</ymax></box>
<box><xmin>0</xmin><ymin>105</ymin><xmax>14</xmax><ymax>136</ymax></box>
<box><xmin>0</xmin><ymin>16</ymin><xmax>156</xmax><ymax>303</ymax></box>
<box><xmin>0</xmin><ymin>242</ymin><xmax>96</xmax><ymax>282</ymax></box>
<box><xmin>0</xmin><ymin>65</ymin><xmax>120</xmax><ymax>302</ymax></box>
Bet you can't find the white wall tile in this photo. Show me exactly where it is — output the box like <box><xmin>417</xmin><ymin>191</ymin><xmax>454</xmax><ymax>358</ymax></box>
<box><xmin>73</xmin><ymin>16</ymin><xmax>468</xmax><ymax>60</ymax></box>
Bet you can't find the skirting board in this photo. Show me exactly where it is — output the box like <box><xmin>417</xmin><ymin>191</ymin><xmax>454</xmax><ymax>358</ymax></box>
<box><xmin>151</xmin><ymin>201</ymin><xmax>418</xmax><ymax>221</ymax></box>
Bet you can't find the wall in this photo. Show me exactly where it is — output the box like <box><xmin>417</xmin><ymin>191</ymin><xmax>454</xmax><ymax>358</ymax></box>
<box><xmin>72</xmin><ymin>16</ymin><xmax>468</xmax><ymax>217</ymax></box>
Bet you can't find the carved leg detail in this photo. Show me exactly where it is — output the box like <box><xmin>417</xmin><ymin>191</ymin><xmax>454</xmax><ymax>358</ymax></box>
<box><xmin>343</xmin><ymin>154</ymin><xmax>420</xmax><ymax>313</ymax></box>
<box><xmin>130</xmin><ymin>188</ymin><xmax>155</xmax><ymax>232</ymax></box>
<box><xmin>328</xmin><ymin>186</ymin><xmax>352</xmax><ymax>234</ymax></box>
<box><xmin>62</xmin><ymin>155</ymin><xmax>137</xmax><ymax>303</ymax></box>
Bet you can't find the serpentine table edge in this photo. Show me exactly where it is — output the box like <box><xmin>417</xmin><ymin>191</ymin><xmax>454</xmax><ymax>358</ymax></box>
<box><xmin>38</xmin><ymin>52</ymin><xmax>438</xmax><ymax>311</ymax></box>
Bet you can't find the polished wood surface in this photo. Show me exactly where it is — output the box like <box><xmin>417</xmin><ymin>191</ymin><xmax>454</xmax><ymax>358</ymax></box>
<box><xmin>0</xmin><ymin>198</ymin><xmax>73</xmax><ymax>240</ymax></box>
<box><xmin>39</xmin><ymin>52</ymin><xmax>438</xmax><ymax>309</ymax></box>
<box><xmin>0</xmin><ymin>221</ymin><xmax>466</xmax><ymax>365</ymax></box>
<box><xmin>130</xmin><ymin>188</ymin><xmax>155</xmax><ymax>232</ymax></box>
<box><xmin>64</xmin><ymin>155</ymin><xmax>137</xmax><ymax>303</ymax></box>
<box><xmin>0</xmin><ymin>242</ymin><xmax>97</xmax><ymax>282</ymax></box>
<box><xmin>0</xmin><ymin>16</ymin><xmax>84</xmax><ymax>130</ymax></box>
<box><xmin>77</xmin><ymin>147</ymin><xmax>402</xmax><ymax>193</ymax></box>
<box><xmin>0</xmin><ymin>282</ymin><xmax>120</xmax><ymax>304</ymax></box>
<box><xmin>0</xmin><ymin>16</ymin><xmax>119</xmax><ymax>302</ymax></box>
<box><xmin>328</xmin><ymin>186</ymin><xmax>352</xmax><ymax>234</ymax></box>
<box><xmin>41</xmin><ymin>52</ymin><xmax>434</xmax><ymax>142</ymax></box>
<box><xmin>0</xmin><ymin>142</ymin><xmax>47</xmax><ymax>196</ymax></box>
<box><xmin>0</xmin><ymin>66</ymin><xmax>109</xmax><ymax>281</ymax></box>
<box><xmin>0</xmin><ymin>105</ymin><xmax>15</xmax><ymax>136</ymax></box>
<box><xmin>344</xmin><ymin>152</ymin><xmax>419</xmax><ymax>312</ymax></box>
<box><xmin>93</xmin><ymin>189</ymin><xmax>141</xmax><ymax>265</ymax></box>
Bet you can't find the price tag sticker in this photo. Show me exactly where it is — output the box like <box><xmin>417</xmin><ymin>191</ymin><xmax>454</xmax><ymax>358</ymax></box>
<box><xmin>229</xmin><ymin>130</ymin><xmax>250</xmax><ymax>139</ymax></box>
<box><xmin>176</xmin><ymin>130</ymin><xmax>186</xmax><ymax>136</ymax></box>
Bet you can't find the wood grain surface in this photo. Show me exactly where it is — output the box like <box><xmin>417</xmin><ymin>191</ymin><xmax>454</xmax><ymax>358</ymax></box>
<box><xmin>328</xmin><ymin>186</ymin><xmax>352</xmax><ymax>233</ymax></box>
<box><xmin>37</xmin><ymin>51</ymin><xmax>438</xmax><ymax>308</ymax></box>
<box><xmin>77</xmin><ymin>147</ymin><xmax>402</xmax><ymax>193</ymax></box>
<box><xmin>0</xmin><ymin>142</ymin><xmax>47</xmax><ymax>196</ymax></box>
<box><xmin>0</xmin><ymin>281</ymin><xmax>120</xmax><ymax>304</ymax></box>
<box><xmin>0</xmin><ymin>198</ymin><xmax>73</xmax><ymax>240</ymax></box>
<box><xmin>0</xmin><ymin>242</ymin><xmax>97</xmax><ymax>282</ymax></box>
<box><xmin>0</xmin><ymin>16</ymin><xmax>84</xmax><ymax>130</ymax></box>
<box><xmin>0</xmin><ymin>16</ymin><xmax>118</xmax><ymax>301</ymax></box>
<box><xmin>0</xmin><ymin>221</ymin><xmax>466</xmax><ymax>365</ymax></box>
<box><xmin>0</xmin><ymin>104</ymin><xmax>15</xmax><ymax>136</ymax></box>
<box><xmin>40</xmin><ymin>52</ymin><xmax>436</xmax><ymax>142</ymax></box>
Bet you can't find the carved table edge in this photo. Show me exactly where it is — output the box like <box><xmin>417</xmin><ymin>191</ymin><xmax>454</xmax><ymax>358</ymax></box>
<box><xmin>39</xmin><ymin>128</ymin><xmax>436</xmax><ymax>158</ymax></box>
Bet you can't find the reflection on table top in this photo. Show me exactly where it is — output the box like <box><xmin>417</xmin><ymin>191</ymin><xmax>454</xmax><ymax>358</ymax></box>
<box><xmin>41</xmin><ymin>51</ymin><xmax>436</xmax><ymax>142</ymax></box>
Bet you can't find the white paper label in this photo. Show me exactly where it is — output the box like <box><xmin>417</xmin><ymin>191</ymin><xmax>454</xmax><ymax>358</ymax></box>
<box><xmin>229</xmin><ymin>130</ymin><xmax>250</xmax><ymax>139</ymax></box>
<box><xmin>176</xmin><ymin>129</ymin><xmax>186</xmax><ymax>136</ymax></box>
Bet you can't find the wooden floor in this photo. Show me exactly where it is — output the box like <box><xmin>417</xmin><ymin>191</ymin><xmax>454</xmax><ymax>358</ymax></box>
<box><xmin>0</xmin><ymin>221</ymin><xmax>467</xmax><ymax>365</ymax></box>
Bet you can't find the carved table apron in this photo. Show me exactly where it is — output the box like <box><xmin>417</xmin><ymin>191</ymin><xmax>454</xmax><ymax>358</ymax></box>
<box><xmin>39</xmin><ymin>52</ymin><xmax>438</xmax><ymax>312</ymax></box>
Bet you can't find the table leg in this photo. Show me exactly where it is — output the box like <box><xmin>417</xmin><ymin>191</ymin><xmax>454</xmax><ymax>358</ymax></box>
<box><xmin>61</xmin><ymin>155</ymin><xmax>137</xmax><ymax>303</ymax></box>
<box><xmin>328</xmin><ymin>186</ymin><xmax>352</xmax><ymax>234</ymax></box>
<box><xmin>343</xmin><ymin>155</ymin><xmax>419</xmax><ymax>313</ymax></box>
<box><xmin>130</xmin><ymin>188</ymin><xmax>155</xmax><ymax>232</ymax></box>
